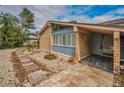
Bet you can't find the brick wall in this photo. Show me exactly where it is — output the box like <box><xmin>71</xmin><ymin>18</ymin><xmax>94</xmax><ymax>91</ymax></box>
<box><xmin>39</xmin><ymin>26</ymin><xmax>51</xmax><ymax>52</ymax></box>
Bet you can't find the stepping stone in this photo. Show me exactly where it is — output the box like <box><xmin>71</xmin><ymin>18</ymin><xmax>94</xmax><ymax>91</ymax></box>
<box><xmin>28</xmin><ymin>70</ymin><xmax>47</xmax><ymax>85</ymax></box>
<box><xmin>22</xmin><ymin>62</ymin><xmax>34</xmax><ymax>66</ymax></box>
<box><xmin>19</xmin><ymin>56</ymin><xmax>28</xmax><ymax>60</ymax></box>
<box><xmin>20</xmin><ymin>58</ymin><xmax>31</xmax><ymax>63</ymax></box>
<box><xmin>23</xmin><ymin>82</ymin><xmax>32</xmax><ymax>87</ymax></box>
<box><xmin>18</xmin><ymin>55</ymin><xmax>26</xmax><ymax>58</ymax></box>
<box><xmin>24</xmin><ymin>64</ymin><xmax>39</xmax><ymax>74</ymax></box>
<box><xmin>21</xmin><ymin>60</ymin><xmax>31</xmax><ymax>64</ymax></box>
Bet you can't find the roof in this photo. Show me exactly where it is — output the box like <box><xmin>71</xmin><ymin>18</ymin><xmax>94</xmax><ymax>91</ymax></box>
<box><xmin>39</xmin><ymin>19</ymin><xmax>124</xmax><ymax>35</ymax></box>
<box><xmin>99</xmin><ymin>18</ymin><xmax>124</xmax><ymax>25</ymax></box>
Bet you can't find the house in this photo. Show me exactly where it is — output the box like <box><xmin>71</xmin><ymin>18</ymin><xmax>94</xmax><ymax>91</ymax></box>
<box><xmin>24</xmin><ymin>32</ymin><xmax>38</xmax><ymax>45</ymax></box>
<box><xmin>38</xmin><ymin>19</ymin><xmax>124</xmax><ymax>82</ymax></box>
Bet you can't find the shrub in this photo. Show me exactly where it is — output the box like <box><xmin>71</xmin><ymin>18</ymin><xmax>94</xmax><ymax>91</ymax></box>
<box><xmin>44</xmin><ymin>53</ymin><xmax>57</xmax><ymax>60</ymax></box>
<box><xmin>25</xmin><ymin>44</ymin><xmax>39</xmax><ymax>50</ymax></box>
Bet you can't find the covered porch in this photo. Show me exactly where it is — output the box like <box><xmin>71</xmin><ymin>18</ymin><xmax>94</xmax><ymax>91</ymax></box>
<box><xmin>74</xmin><ymin>25</ymin><xmax>124</xmax><ymax>86</ymax></box>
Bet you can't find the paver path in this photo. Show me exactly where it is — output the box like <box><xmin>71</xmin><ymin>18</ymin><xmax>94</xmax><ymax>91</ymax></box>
<box><xmin>16</xmin><ymin>50</ymin><xmax>49</xmax><ymax>86</ymax></box>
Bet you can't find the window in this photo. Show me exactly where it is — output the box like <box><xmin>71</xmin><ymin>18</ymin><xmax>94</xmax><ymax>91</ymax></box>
<box><xmin>72</xmin><ymin>34</ymin><xmax>76</xmax><ymax>46</ymax></box>
<box><xmin>53</xmin><ymin>35</ymin><xmax>64</xmax><ymax>46</ymax></box>
<box><xmin>52</xmin><ymin>33</ymin><xmax>76</xmax><ymax>47</ymax></box>
<box><xmin>66</xmin><ymin>33</ymin><xmax>76</xmax><ymax>47</ymax></box>
<box><xmin>58</xmin><ymin>35</ymin><xmax>64</xmax><ymax>46</ymax></box>
<box><xmin>53</xmin><ymin>35</ymin><xmax>58</xmax><ymax>45</ymax></box>
<box><xmin>66</xmin><ymin>34</ymin><xmax>71</xmax><ymax>46</ymax></box>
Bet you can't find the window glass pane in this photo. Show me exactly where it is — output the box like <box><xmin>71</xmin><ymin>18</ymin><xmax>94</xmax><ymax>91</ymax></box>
<box><xmin>53</xmin><ymin>36</ymin><xmax>55</xmax><ymax>44</ymax></box>
<box><xmin>56</xmin><ymin>36</ymin><xmax>58</xmax><ymax>45</ymax></box>
<box><xmin>66</xmin><ymin>34</ymin><xmax>71</xmax><ymax>46</ymax></box>
<box><xmin>63</xmin><ymin>35</ymin><xmax>66</xmax><ymax>45</ymax></box>
<box><xmin>72</xmin><ymin>34</ymin><xmax>76</xmax><ymax>46</ymax></box>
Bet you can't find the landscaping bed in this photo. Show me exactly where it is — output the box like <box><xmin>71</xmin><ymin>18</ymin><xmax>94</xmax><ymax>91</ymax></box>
<box><xmin>23</xmin><ymin>49</ymin><xmax>71</xmax><ymax>73</ymax></box>
<box><xmin>11</xmin><ymin>51</ymin><xmax>27</xmax><ymax>86</ymax></box>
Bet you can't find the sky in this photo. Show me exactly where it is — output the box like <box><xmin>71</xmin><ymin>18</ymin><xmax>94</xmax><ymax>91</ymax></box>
<box><xmin>0</xmin><ymin>5</ymin><xmax>124</xmax><ymax>32</ymax></box>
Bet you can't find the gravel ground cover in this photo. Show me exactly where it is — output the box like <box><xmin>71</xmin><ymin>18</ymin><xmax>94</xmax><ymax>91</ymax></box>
<box><xmin>0</xmin><ymin>49</ymin><xmax>19</xmax><ymax>87</ymax></box>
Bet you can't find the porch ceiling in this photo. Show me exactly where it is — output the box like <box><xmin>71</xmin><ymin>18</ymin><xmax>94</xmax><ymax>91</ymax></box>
<box><xmin>78</xmin><ymin>26</ymin><xmax>113</xmax><ymax>34</ymax></box>
<box><xmin>77</xmin><ymin>25</ymin><xmax>124</xmax><ymax>35</ymax></box>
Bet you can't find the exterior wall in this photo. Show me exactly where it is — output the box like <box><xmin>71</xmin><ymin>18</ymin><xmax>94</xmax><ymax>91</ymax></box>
<box><xmin>121</xmin><ymin>37</ymin><xmax>124</xmax><ymax>59</ymax></box>
<box><xmin>91</xmin><ymin>32</ymin><xmax>113</xmax><ymax>56</ymax></box>
<box><xmin>77</xmin><ymin>28</ymin><xmax>91</xmax><ymax>59</ymax></box>
<box><xmin>52</xmin><ymin>46</ymin><xmax>75</xmax><ymax>56</ymax></box>
<box><xmin>91</xmin><ymin>32</ymin><xmax>103</xmax><ymax>55</ymax></box>
<box><xmin>39</xmin><ymin>26</ymin><xmax>51</xmax><ymax>52</ymax></box>
<box><xmin>52</xmin><ymin>27</ymin><xmax>76</xmax><ymax>56</ymax></box>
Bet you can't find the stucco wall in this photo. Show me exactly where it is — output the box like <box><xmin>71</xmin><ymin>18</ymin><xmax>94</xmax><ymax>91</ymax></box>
<box><xmin>39</xmin><ymin>26</ymin><xmax>51</xmax><ymax>52</ymax></box>
<box><xmin>77</xmin><ymin>28</ymin><xmax>91</xmax><ymax>59</ymax></box>
<box><xmin>52</xmin><ymin>27</ymin><xmax>76</xmax><ymax>56</ymax></box>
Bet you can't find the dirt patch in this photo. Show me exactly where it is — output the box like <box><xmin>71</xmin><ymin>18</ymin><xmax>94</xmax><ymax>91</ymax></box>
<box><xmin>11</xmin><ymin>52</ymin><xmax>27</xmax><ymax>86</ymax></box>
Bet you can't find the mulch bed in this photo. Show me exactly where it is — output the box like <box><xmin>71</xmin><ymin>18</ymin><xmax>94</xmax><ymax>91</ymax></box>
<box><xmin>11</xmin><ymin>52</ymin><xmax>27</xmax><ymax>86</ymax></box>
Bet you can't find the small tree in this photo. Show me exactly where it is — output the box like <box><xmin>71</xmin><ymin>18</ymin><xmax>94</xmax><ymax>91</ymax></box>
<box><xmin>19</xmin><ymin>8</ymin><xmax>35</xmax><ymax>32</ymax></box>
<box><xmin>0</xmin><ymin>13</ymin><xmax>27</xmax><ymax>48</ymax></box>
<box><xmin>0</xmin><ymin>8</ymin><xmax>35</xmax><ymax>49</ymax></box>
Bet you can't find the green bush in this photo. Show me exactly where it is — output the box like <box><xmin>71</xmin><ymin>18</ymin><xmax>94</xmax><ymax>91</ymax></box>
<box><xmin>25</xmin><ymin>44</ymin><xmax>39</xmax><ymax>50</ymax></box>
<box><xmin>44</xmin><ymin>53</ymin><xmax>57</xmax><ymax>60</ymax></box>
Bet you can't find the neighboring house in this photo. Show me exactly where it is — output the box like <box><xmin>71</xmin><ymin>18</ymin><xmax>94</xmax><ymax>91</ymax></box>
<box><xmin>39</xmin><ymin>19</ymin><xmax>124</xmax><ymax>76</ymax></box>
<box><xmin>24</xmin><ymin>33</ymin><xmax>38</xmax><ymax>45</ymax></box>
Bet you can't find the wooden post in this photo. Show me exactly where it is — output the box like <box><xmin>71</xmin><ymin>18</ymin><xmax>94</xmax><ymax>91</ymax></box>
<box><xmin>113</xmin><ymin>31</ymin><xmax>121</xmax><ymax>86</ymax></box>
<box><xmin>74</xmin><ymin>26</ymin><xmax>80</xmax><ymax>61</ymax></box>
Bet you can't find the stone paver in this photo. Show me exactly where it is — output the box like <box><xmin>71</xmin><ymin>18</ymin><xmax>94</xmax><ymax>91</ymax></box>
<box><xmin>17</xmin><ymin>55</ymin><xmax>26</xmax><ymax>58</ymax></box>
<box><xmin>24</xmin><ymin>64</ymin><xmax>39</xmax><ymax>74</ymax></box>
<box><xmin>22</xmin><ymin>62</ymin><xmax>34</xmax><ymax>66</ymax></box>
<box><xmin>28</xmin><ymin>70</ymin><xmax>47</xmax><ymax>85</ymax></box>
<box><xmin>36</xmin><ymin>63</ymin><xmax>113</xmax><ymax>87</ymax></box>
<box><xmin>19</xmin><ymin>56</ymin><xmax>28</xmax><ymax>60</ymax></box>
<box><xmin>20</xmin><ymin>58</ymin><xmax>31</xmax><ymax>63</ymax></box>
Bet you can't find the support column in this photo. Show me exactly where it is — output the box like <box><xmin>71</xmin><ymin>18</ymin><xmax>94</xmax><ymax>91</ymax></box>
<box><xmin>74</xmin><ymin>26</ymin><xmax>80</xmax><ymax>61</ymax></box>
<box><xmin>48</xmin><ymin>24</ymin><xmax>52</xmax><ymax>52</ymax></box>
<box><xmin>113</xmin><ymin>31</ymin><xmax>121</xmax><ymax>86</ymax></box>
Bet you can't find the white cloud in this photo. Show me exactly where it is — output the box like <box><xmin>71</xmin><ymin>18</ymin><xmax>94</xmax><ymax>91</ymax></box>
<box><xmin>1</xmin><ymin>5</ymin><xmax>124</xmax><ymax>32</ymax></box>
